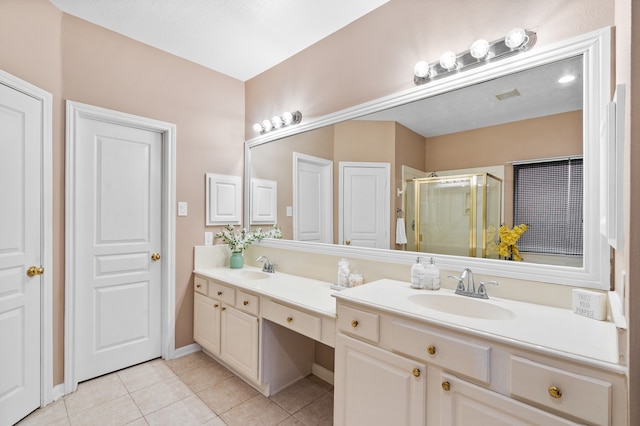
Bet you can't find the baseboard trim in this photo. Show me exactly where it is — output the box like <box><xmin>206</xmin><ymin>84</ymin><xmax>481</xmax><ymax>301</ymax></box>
<box><xmin>172</xmin><ymin>343</ymin><xmax>202</xmax><ymax>359</ymax></box>
<box><xmin>51</xmin><ymin>383</ymin><xmax>66</xmax><ymax>401</ymax></box>
<box><xmin>311</xmin><ymin>363</ymin><xmax>334</xmax><ymax>385</ymax></box>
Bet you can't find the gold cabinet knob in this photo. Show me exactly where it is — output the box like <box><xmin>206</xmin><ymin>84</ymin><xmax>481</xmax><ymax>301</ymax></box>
<box><xmin>427</xmin><ymin>345</ymin><xmax>436</xmax><ymax>355</ymax></box>
<box><xmin>345</xmin><ymin>240</ymin><xmax>351</xmax><ymax>245</ymax></box>
<box><xmin>151</xmin><ymin>252</ymin><xmax>161</xmax><ymax>261</ymax></box>
<box><xmin>412</xmin><ymin>368</ymin><xmax>421</xmax><ymax>377</ymax></box>
<box><xmin>26</xmin><ymin>266</ymin><xmax>44</xmax><ymax>277</ymax></box>
<box><xmin>213</xmin><ymin>304</ymin><xmax>219</xmax><ymax>308</ymax></box>
<box><xmin>221</xmin><ymin>307</ymin><xmax>226</xmax><ymax>311</ymax></box>
<box><xmin>286</xmin><ymin>316</ymin><xmax>293</xmax><ymax>323</ymax></box>
<box><xmin>442</xmin><ymin>381</ymin><xmax>451</xmax><ymax>391</ymax></box>
<box><xmin>548</xmin><ymin>386</ymin><xmax>562</xmax><ymax>399</ymax></box>
<box><xmin>243</xmin><ymin>300</ymin><xmax>249</xmax><ymax>306</ymax></box>
<box><xmin>351</xmin><ymin>320</ymin><xmax>359</xmax><ymax>328</ymax></box>
<box><xmin>217</xmin><ymin>291</ymin><xmax>223</xmax><ymax>296</ymax></box>
<box><xmin>196</xmin><ymin>283</ymin><xmax>201</xmax><ymax>288</ymax></box>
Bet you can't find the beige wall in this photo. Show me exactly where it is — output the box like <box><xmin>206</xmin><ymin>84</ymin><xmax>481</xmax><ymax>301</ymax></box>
<box><xmin>1</xmin><ymin>0</ymin><xmax>245</xmax><ymax>384</ymax></box>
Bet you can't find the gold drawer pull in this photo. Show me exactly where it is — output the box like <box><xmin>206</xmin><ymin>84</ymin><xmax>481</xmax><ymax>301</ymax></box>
<box><xmin>213</xmin><ymin>304</ymin><xmax>219</xmax><ymax>308</ymax></box>
<box><xmin>442</xmin><ymin>381</ymin><xmax>451</xmax><ymax>391</ymax></box>
<box><xmin>427</xmin><ymin>345</ymin><xmax>436</xmax><ymax>355</ymax></box>
<box><xmin>196</xmin><ymin>283</ymin><xmax>201</xmax><ymax>288</ymax></box>
<box><xmin>217</xmin><ymin>291</ymin><xmax>223</xmax><ymax>296</ymax></box>
<box><xmin>351</xmin><ymin>320</ymin><xmax>359</xmax><ymax>328</ymax></box>
<box><xmin>286</xmin><ymin>316</ymin><xmax>293</xmax><ymax>323</ymax></box>
<box><xmin>548</xmin><ymin>386</ymin><xmax>562</xmax><ymax>399</ymax></box>
<box><xmin>412</xmin><ymin>368</ymin><xmax>421</xmax><ymax>377</ymax></box>
<box><xmin>243</xmin><ymin>300</ymin><xmax>249</xmax><ymax>306</ymax></box>
<box><xmin>221</xmin><ymin>307</ymin><xmax>226</xmax><ymax>311</ymax></box>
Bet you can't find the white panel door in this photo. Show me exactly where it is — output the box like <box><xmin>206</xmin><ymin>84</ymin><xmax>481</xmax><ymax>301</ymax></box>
<box><xmin>340</xmin><ymin>162</ymin><xmax>390</xmax><ymax>248</ymax></box>
<box><xmin>74</xmin><ymin>115</ymin><xmax>163</xmax><ymax>382</ymax></box>
<box><xmin>293</xmin><ymin>153</ymin><xmax>333</xmax><ymax>243</ymax></box>
<box><xmin>0</xmin><ymin>83</ymin><xmax>42</xmax><ymax>424</ymax></box>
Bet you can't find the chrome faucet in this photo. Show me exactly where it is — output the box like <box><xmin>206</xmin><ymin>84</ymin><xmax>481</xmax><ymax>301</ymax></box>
<box><xmin>447</xmin><ymin>268</ymin><xmax>498</xmax><ymax>299</ymax></box>
<box><xmin>256</xmin><ymin>255</ymin><xmax>276</xmax><ymax>273</ymax></box>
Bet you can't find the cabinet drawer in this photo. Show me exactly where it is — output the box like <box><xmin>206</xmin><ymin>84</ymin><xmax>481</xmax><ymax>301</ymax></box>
<box><xmin>390</xmin><ymin>320</ymin><xmax>490</xmax><ymax>384</ymax></box>
<box><xmin>263</xmin><ymin>300</ymin><xmax>321</xmax><ymax>341</ymax></box>
<box><xmin>236</xmin><ymin>290</ymin><xmax>259</xmax><ymax>316</ymax></box>
<box><xmin>510</xmin><ymin>356</ymin><xmax>611</xmax><ymax>426</ymax></box>
<box><xmin>194</xmin><ymin>276</ymin><xmax>208</xmax><ymax>295</ymax></box>
<box><xmin>209</xmin><ymin>281</ymin><xmax>235</xmax><ymax>305</ymax></box>
<box><xmin>337</xmin><ymin>304</ymin><xmax>379</xmax><ymax>343</ymax></box>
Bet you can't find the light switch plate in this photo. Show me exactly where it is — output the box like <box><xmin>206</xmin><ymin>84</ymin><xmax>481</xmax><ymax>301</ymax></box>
<box><xmin>204</xmin><ymin>231</ymin><xmax>213</xmax><ymax>245</ymax></box>
<box><xmin>178</xmin><ymin>202</ymin><xmax>188</xmax><ymax>216</ymax></box>
<box><xmin>286</xmin><ymin>206</ymin><xmax>293</xmax><ymax>217</ymax></box>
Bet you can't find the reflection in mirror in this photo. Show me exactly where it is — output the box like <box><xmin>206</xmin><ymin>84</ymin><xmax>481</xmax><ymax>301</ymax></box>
<box><xmin>250</xmin><ymin>55</ymin><xmax>584</xmax><ymax>267</ymax></box>
<box><xmin>246</xmin><ymin>28</ymin><xmax>612</xmax><ymax>289</ymax></box>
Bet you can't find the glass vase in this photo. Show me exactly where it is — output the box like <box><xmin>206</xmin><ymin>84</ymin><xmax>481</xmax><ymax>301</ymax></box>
<box><xmin>229</xmin><ymin>251</ymin><xmax>244</xmax><ymax>269</ymax></box>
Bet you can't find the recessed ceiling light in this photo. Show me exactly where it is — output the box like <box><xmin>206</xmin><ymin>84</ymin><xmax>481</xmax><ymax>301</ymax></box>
<box><xmin>558</xmin><ymin>75</ymin><xmax>576</xmax><ymax>84</ymax></box>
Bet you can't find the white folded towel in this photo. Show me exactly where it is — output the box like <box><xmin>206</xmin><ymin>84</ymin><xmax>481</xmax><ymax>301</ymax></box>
<box><xmin>396</xmin><ymin>218</ymin><xmax>408</xmax><ymax>245</ymax></box>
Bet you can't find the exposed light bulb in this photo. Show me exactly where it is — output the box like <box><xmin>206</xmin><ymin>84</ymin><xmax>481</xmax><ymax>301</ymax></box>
<box><xmin>252</xmin><ymin>123</ymin><xmax>263</xmax><ymax>133</ymax></box>
<box><xmin>505</xmin><ymin>28</ymin><xmax>527</xmax><ymax>49</ymax></box>
<box><xmin>282</xmin><ymin>111</ymin><xmax>293</xmax><ymax>125</ymax></box>
<box><xmin>272</xmin><ymin>115</ymin><xmax>283</xmax><ymax>129</ymax></box>
<box><xmin>414</xmin><ymin>61</ymin><xmax>431</xmax><ymax>78</ymax></box>
<box><xmin>439</xmin><ymin>51</ymin><xmax>457</xmax><ymax>70</ymax></box>
<box><xmin>262</xmin><ymin>119</ymin><xmax>273</xmax><ymax>132</ymax></box>
<box><xmin>470</xmin><ymin>39</ymin><xmax>490</xmax><ymax>59</ymax></box>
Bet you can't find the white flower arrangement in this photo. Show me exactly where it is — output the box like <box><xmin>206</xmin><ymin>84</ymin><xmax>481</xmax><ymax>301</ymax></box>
<box><xmin>215</xmin><ymin>224</ymin><xmax>282</xmax><ymax>253</ymax></box>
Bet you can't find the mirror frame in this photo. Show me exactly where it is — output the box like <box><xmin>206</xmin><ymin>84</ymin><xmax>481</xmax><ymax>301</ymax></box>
<box><xmin>244</xmin><ymin>27</ymin><xmax>612</xmax><ymax>290</ymax></box>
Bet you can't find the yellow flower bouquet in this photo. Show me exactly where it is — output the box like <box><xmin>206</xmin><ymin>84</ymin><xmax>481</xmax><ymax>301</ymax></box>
<box><xmin>498</xmin><ymin>224</ymin><xmax>528</xmax><ymax>261</ymax></box>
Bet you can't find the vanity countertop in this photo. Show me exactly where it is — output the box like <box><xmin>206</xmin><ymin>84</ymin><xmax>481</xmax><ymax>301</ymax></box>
<box><xmin>334</xmin><ymin>279</ymin><xmax>623</xmax><ymax>370</ymax></box>
<box><xmin>194</xmin><ymin>267</ymin><xmax>337</xmax><ymax>318</ymax></box>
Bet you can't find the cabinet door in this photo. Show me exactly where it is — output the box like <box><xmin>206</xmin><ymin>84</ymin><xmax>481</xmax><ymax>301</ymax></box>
<box><xmin>194</xmin><ymin>292</ymin><xmax>221</xmax><ymax>355</ymax></box>
<box><xmin>335</xmin><ymin>334</ymin><xmax>426</xmax><ymax>426</ymax></box>
<box><xmin>439</xmin><ymin>373</ymin><xmax>579</xmax><ymax>426</ymax></box>
<box><xmin>221</xmin><ymin>305</ymin><xmax>259</xmax><ymax>381</ymax></box>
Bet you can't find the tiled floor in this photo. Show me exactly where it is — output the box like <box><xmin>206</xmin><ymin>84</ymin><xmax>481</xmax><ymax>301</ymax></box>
<box><xmin>17</xmin><ymin>352</ymin><xmax>334</xmax><ymax>426</ymax></box>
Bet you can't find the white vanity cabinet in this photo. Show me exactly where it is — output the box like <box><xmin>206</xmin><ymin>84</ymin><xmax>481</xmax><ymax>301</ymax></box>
<box><xmin>193</xmin><ymin>275</ymin><xmax>259</xmax><ymax>381</ymax></box>
<box><xmin>335</xmin><ymin>300</ymin><xmax>627</xmax><ymax>426</ymax></box>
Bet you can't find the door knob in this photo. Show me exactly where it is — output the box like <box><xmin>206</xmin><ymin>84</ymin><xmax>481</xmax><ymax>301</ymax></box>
<box><xmin>345</xmin><ymin>240</ymin><xmax>351</xmax><ymax>245</ymax></box>
<box><xmin>151</xmin><ymin>253</ymin><xmax>161</xmax><ymax>261</ymax></box>
<box><xmin>27</xmin><ymin>266</ymin><xmax>44</xmax><ymax>277</ymax></box>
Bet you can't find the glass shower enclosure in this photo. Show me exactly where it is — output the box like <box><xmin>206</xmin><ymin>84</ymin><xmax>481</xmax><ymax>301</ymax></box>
<box><xmin>405</xmin><ymin>173</ymin><xmax>502</xmax><ymax>258</ymax></box>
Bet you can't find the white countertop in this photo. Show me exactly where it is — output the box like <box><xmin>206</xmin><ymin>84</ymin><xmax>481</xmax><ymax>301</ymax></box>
<box><xmin>334</xmin><ymin>279</ymin><xmax>623</xmax><ymax>370</ymax></box>
<box><xmin>194</xmin><ymin>266</ymin><xmax>337</xmax><ymax>318</ymax></box>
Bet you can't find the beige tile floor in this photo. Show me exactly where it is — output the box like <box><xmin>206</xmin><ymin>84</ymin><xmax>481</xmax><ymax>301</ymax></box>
<box><xmin>17</xmin><ymin>352</ymin><xmax>334</xmax><ymax>426</ymax></box>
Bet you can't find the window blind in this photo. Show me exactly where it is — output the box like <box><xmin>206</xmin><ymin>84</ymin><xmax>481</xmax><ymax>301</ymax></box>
<box><xmin>513</xmin><ymin>159</ymin><xmax>583</xmax><ymax>256</ymax></box>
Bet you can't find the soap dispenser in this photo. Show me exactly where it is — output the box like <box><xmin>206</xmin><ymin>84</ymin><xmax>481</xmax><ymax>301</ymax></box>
<box><xmin>424</xmin><ymin>257</ymin><xmax>440</xmax><ymax>290</ymax></box>
<box><xmin>410</xmin><ymin>257</ymin><xmax>425</xmax><ymax>289</ymax></box>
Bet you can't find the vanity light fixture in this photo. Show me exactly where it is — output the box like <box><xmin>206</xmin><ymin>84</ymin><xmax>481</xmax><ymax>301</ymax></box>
<box><xmin>253</xmin><ymin>110</ymin><xmax>302</xmax><ymax>134</ymax></box>
<box><xmin>414</xmin><ymin>27</ymin><xmax>536</xmax><ymax>85</ymax></box>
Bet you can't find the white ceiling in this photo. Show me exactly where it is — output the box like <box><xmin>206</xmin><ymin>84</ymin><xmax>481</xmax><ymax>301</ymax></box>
<box><xmin>358</xmin><ymin>55</ymin><xmax>583</xmax><ymax>138</ymax></box>
<box><xmin>49</xmin><ymin>0</ymin><xmax>390</xmax><ymax>81</ymax></box>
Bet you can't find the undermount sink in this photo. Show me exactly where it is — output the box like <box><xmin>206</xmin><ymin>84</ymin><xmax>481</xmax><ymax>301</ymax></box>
<box><xmin>229</xmin><ymin>270</ymin><xmax>271</xmax><ymax>280</ymax></box>
<box><xmin>408</xmin><ymin>293</ymin><xmax>515</xmax><ymax>320</ymax></box>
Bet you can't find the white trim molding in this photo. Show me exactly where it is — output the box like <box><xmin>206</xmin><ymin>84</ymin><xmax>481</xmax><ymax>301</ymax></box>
<box><xmin>64</xmin><ymin>101</ymin><xmax>177</xmax><ymax>394</ymax></box>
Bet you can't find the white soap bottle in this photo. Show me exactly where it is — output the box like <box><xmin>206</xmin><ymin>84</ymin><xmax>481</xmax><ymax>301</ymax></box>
<box><xmin>424</xmin><ymin>257</ymin><xmax>440</xmax><ymax>290</ymax></box>
<box><xmin>410</xmin><ymin>257</ymin><xmax>425</xmax><ymax>289</ymax></box>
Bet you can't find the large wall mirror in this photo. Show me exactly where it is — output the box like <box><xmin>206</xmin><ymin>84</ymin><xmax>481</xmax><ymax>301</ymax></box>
<box><xmin>245</xmin><ymin>28</ymin><xmax>612</xmax><ymax>290</ymax></box>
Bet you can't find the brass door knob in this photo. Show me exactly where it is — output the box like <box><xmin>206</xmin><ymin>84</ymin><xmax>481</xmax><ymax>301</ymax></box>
<box><xmin>427</xmin><ymin>345</ymin><xmax>436</xmax><ymax>355</ymax></box>
<box><xmin>548</xmin><ymin>386</ymin><xmax>562</xmax><ymax>399</ymax></box>
<box><xmin>26</xmin><ymin>266</ymin><xmax>44</xmax><ymax>277</ymax></box>
<box><xmin>351</xmin><ymin>320</ymin><xmax>359</xmax><ymax>328</ymax></box>
<box><xmin>286</xmin><ymin>316</ymin><xmax>293</xmax><ymax>323</ymax></box>
<box><xmin>412</xmin><ymin>368</ymin><xmax>421</xmax><ymax>377</ymax></box>
<box><xmin>345</xmin><ymin>240</ymin><xmax>351</xmax><ymax>245</ymax></box>
<box><xmin>151</xmin><ymin>253</ymin><xmax>161</xmax><ymax>261</ymax></box>
<box><xmin>442</xmin><ymin>381</ymin><xmax>451</xmax><ymax>391</ymax></box>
